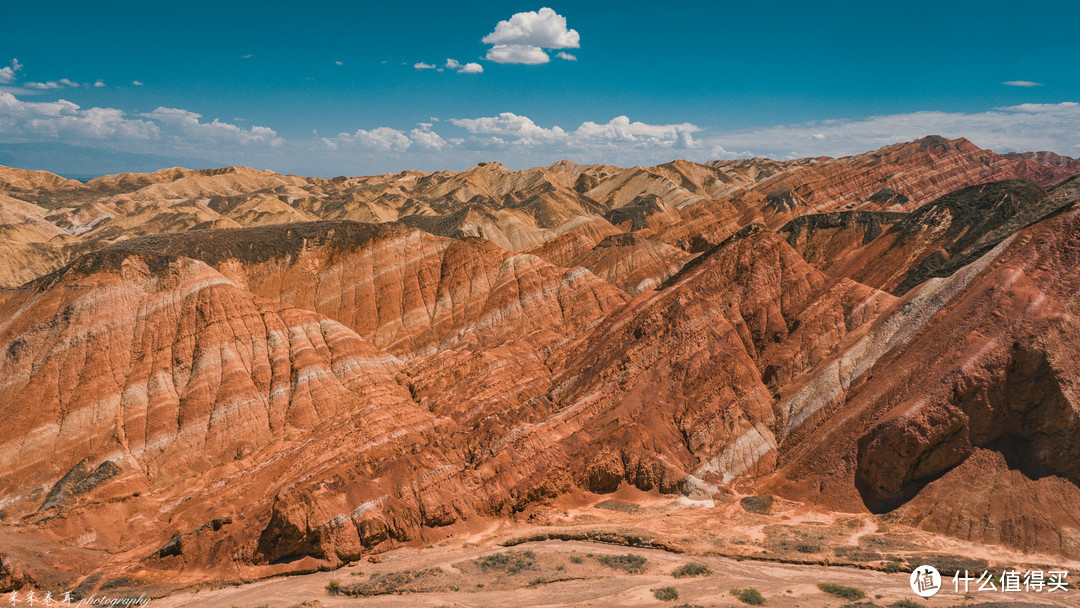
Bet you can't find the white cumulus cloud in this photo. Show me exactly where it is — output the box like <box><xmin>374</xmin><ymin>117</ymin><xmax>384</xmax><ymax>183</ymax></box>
<box><xmin>481</xmin><ymin>7</ymin><xmax>580</xmax><ymax>65</ymax></box>
<box><xmin>1002</xmin><ymin>80</ymin><xmax>1042</xmax><ymax>87</ymax></box>
<box><xmin>142</xmin><ymin>107</ymin><xmax>284</xmax><ymax>146</ymax></box>
<box><xmin>575</xmin><ymin>116</ymin><xmax>700</xmax><ymax>148</ymax></box>
<box><xmin>451</xmin><ymin>112</ymin><xmax>567</xmax><ymax>143</ymax></box>
<box><xmin>409</xmin><ymin>125</ymin><xmax>448</xmax><ymax>150</ymax></box>
<box><xmin>440</xmin><ymin>59</ymin><xmax>483</xmax><ymax>74</ymax></box>
<box><xmin>555</xmin><ymin>52</ymin><xmax>577</xmax><ymax>61</ymax></box>
<box><xmin>327</xmin><ymin>126</ymin><xmax>412</xmax><ymax>152</ymax></box>
<box><xmin>0</xmin><ymin>93</ymin><xmax>159</xmax><ymax>141</ymax></box>
<box><xmin>486</xmin><ymin>44</ymin><xmax>550</xmax><ymax>65</ymax></box>
<box><xmin>482</xmin><ymin>7</ymin><xmax>579</xmax><ymax>49</ymax></box>
<box><xmin>0</xmin><ymin>59</ymin><xmax>22</xmax><ymax>84</ymax></box>
<box><xmin>414</xmin><ymin>62</ymin><xmax>436</xmax><ymax>70</ymax></box>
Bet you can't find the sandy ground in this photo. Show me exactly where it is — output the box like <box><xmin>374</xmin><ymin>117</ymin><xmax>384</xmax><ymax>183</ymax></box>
<box><xmin>147</xmin><ymin>491</ymin><xmax>1080</xmax><ymax>608</ymax></box>
<box><xmin>152</xmin><ymin>539</ymin><xmax>1078</xmax><ymax>608</ymax></box>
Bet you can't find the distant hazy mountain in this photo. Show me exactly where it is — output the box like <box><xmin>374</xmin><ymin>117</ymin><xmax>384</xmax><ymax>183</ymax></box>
<box><xmin>0</xmin><ymin>142</ymin><xmax>215</xmax><ymax>180</ymax></box>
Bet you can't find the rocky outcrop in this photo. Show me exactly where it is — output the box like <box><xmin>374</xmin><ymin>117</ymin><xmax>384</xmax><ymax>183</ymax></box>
<box><xmin>1004</xmin><ymin>150</ymin><xmax>1080</xmax><ymax>172</ymax></box>
<box><xmin>781</xmin><ymin>178</ymin><xmax>1080</xmax><ymax>295</ymax></box>
<box><xmin>529</xmin><ymin>231</ymin><xmax>693</xmax><ymax>295</ymax></box>
<box><xmin>766</xmin><ymin>197</ymin><xmax>1080</xmax><ymax>555</ymax></box>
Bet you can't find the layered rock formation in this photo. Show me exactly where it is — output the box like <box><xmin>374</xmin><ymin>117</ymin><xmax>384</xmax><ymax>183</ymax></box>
<box><xmin>1</xmin><ymin>137</ymin><xmax>1079</xmax><ymax>595</ymax></box>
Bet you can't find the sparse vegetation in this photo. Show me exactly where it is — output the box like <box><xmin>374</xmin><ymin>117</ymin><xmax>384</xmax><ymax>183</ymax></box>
<box><xmin>594</xmin><ymin>499</ymin><xmax>642</xmax><ymax>514</ymax></box>
<box><xmin>884</xmin><ymin>560</ymin><xmax>903</xmax><ymax>573</ymax></box>
<box><xmin>652</xmin><ymin>586</ymin><xmax>679</xmax><ymax>601</ymax></box>
<box><xmin>731</xmin><ymin>587</ymin><xmax>765</xmax><ymax>605</ymax></box>
<box><xmin>325</xmin><ymin>577</ymin><xmax>341</xmax><ymax>595</ymax></box>
<box><xmin>343</xmin><ymin>568</ymin><xmax>444</xmax><ymax>596</ymax></box>
<box><xmin>890</xmin><ymin>600</ymin><xmax>925</xmax><ymax>608</ymax></box>
<box><xmin>596</xmin><ymin>553</ymin><xmax>648</xmax><ymax>574</ymax></box>
<box><xmin>474</xmin><ymin>550</ymin><xmax>536</xmax><ymax>574</ymax></box>
<box><xmin>671</xmin><ymin>562</ymin><xmax>711</xmax><ymax>578</ymax></box>
<box><xmin>905</xmin><ymin>554</ymin><xmax>988</xmax><ymax>577</ymax></box>
<box><xmin>740</xmin><ymin>495</ymin><xmax>774</xmax><ymax>514</ymax></box>
<box><xmin>817</xmin><ymin>583</ymin><xmax>866</xmax><ymax>600</ymax></box>
<box><xmin>569</xmin><ymin>555</ymin><xmax>584</xmax><ymax>564</ymax></box>
<box><xmin>794</xmin><ymin>542</ymin><xmax>820</xmax><ymax>553</ymax></box>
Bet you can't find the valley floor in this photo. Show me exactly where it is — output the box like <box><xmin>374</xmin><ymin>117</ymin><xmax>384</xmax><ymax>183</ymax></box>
<box><xmin>150</xmin><ymin>491</ymin><xmax>1080</xmax><ymax>608</ymax></box>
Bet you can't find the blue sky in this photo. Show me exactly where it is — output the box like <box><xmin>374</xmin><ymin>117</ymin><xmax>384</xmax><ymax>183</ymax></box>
<box><xmin>1</xmin><ymin>1</ymin><xmax>1078</xmax><ymax>176</ymax></box>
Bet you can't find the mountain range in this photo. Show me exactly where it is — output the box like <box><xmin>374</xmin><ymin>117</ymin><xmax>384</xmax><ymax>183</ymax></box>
<box><xmin>1</xmin><ymin>136</ymin><xmax>1079</xmax><ymax>604</ymax></box>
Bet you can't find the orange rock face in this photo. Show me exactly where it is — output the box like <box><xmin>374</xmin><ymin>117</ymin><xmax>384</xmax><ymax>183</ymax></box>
<box><xmin>0</xmin><ymin>138</ymin><xmax>1079</xmax><ymax>593</ymax></box>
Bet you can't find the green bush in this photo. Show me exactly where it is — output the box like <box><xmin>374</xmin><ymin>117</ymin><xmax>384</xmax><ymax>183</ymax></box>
<box><xmin>344</xmin><ymin>568</ymin><xmax>443</xmax><ymax>597</ymax></box>
<box><xmin>817</xmin><ymin>583</ymin><xmax>866</xmax><ymax>600</ymax></box>
<box><xmin>325</xmin><ymin>578</ymin><xmax>341</xmax><ymax>595</ymax></box>
<box><xmin>731</xmin><ymin>587</ymin><xmax>765</xmax><ymax>605</ymax></box>
<box><xmin>652</xmin><ymin>586</ymin><xmax>679</xmax><ymax>601</ymax></box>
<box><xmin>890</xmin><ymin>600</ymin><xmax>925</xmax><ymax>608</ymax></box>
<box><xmin>569</xmin><ymin>555</ymin><xmax>584</xmax><ymax>564</ymax></box>
<box><xmin>672</xmin><ymin>562</ymin><xmax>711</xmax><ymax>578</ymax></box>
<box><xmin>596</xmin><ymin>553</ymin><xmax>648</xmax><ymax>573</ymax></box>
<box><xmin>474</xmin><ymin>550</ymin><xmax>536</xmax><ymax>574</ymax></box>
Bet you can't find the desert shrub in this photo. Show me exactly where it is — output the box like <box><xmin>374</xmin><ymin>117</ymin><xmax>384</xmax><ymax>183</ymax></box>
<box><xmin>475</xmin><ymin>550</ymin><xmax>536</xmax><ymax>574</ymax></box>
<box><xmin>652</xmin><ymin>586</ymin><xmax>679</xmax><ymax>601</ymax></box>
<box><xmin>345</xmin><ymin>568</ymin><xmax>442</xmax><ymax>596</ymax></box>
<box><xmin>325</xmin><ymin>578</ymin><xmax>341</xmax><ymax>595</ymax></box>
<box><xmin>817</xmin><ymin>583</ymin><xmax>866</xmax><ymax>600</ymax></box>
<box><xmin>569</xmin><ymin>555</ymin><xmax>584</xmax><ymax>564</ymax></box>
<box><xmin>731</xmin><ymin>587</ymin><xmax>765</xmax><ymax>605</ymax></box>
<box><xmin>739</xmin><ymin>495</ymin><xmax>774</xmax><ymax>514</ymax></box>
<box><xmin>672</xmin><ymin>562</ymin><xmax>711</xmax><ymax>578</ymax></box>
<box><xmin>890</xmin><ymin>600</ymin><xmax>925</xmax><ymax>608</ymax></box>
<box><xmin>596</xmin><ymin>553</ymin><xmax>648</xmax><ymax>573</ymax></box>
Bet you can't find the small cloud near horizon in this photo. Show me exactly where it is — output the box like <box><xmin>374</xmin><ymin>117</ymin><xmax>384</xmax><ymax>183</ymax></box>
<box><xmin>1002</xmin><ymin>80</ymin><xmax>1043</xmax><ymax>87</ymax></box>
<box><xmin>413</xmin><ymin>59</ymin><xmax>482</xmax><ymax>74</ymax></box>
<box><xmin>26</xmin><ymin>78</ymin><xmax>80</xmax><ymax>90</ymax></box>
